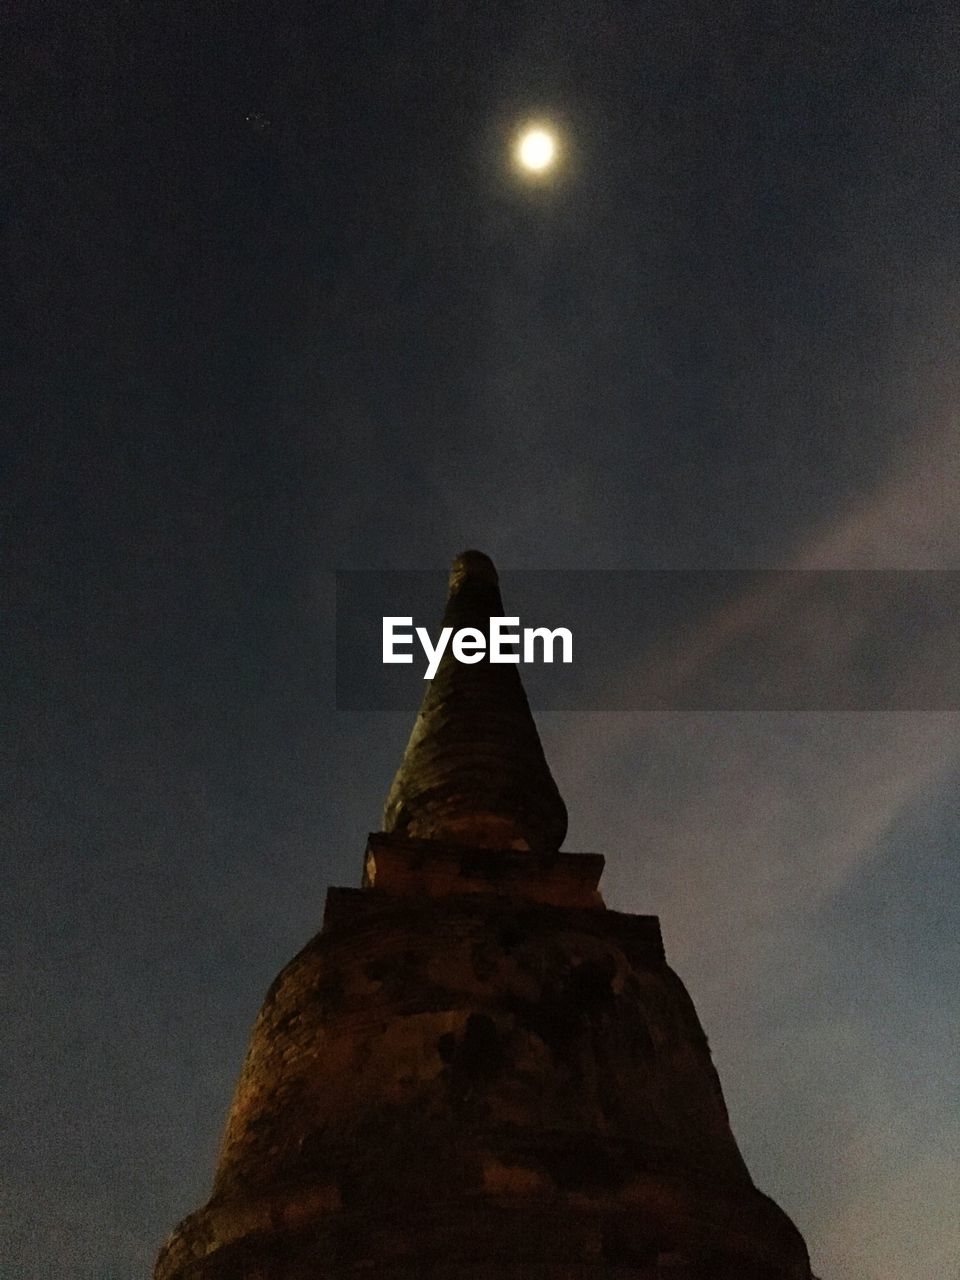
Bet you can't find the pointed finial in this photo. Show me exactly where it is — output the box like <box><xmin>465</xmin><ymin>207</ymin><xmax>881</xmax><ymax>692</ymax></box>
<box><xmin>382</xmin><ymin>551</ymin><xmax>568</xmax><ymax>851</ymax></box>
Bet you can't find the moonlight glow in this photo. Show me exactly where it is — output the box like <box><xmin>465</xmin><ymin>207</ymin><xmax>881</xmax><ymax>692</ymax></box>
<box><xmin>516</xmin><ymin>127</ymin><xmax>557</xmax><ymax>173</ymax></box>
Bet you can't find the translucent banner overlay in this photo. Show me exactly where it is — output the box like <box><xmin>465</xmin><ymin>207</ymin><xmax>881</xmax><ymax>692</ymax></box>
<box><xmin>335</xmin><ymin>570</ymin><xmax>960</xmax><ymax>711</ymax></box>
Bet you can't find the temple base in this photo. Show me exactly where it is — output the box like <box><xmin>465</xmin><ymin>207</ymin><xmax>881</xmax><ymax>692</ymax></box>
<box><xmin>156</xmin><ymin>859</ymin><xmax>810</xmax><ymax>1280</ymax></box>
<box><xmin>158</xmin><ymin>1192</ymin><xmax>811</xmax><ymax>1279</ymax></box>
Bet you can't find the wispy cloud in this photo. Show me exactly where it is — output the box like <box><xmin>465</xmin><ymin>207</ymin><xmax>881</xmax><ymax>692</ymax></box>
<box><xmin>543</xmin><ymin>417</ymin><xmax>960</xmax><ymax>1279</ymax></box>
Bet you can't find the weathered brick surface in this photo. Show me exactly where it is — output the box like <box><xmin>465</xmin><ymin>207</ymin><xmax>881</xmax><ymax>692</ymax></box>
<box><xmin>363</xmin><ymin>832</ymin><xmax>606</xmax><ymax>908</ymax></box>
<box><xmin>155</xmin><ymin>879</ymin><xmax>811</xmax><ymax>1279</ymax></box>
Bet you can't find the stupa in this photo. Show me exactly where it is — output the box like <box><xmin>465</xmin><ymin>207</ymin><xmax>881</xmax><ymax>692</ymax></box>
<box><xmin>155</xmin><ymin>550</ymin><xmax>812</xmax><ymax>1279</ymax></box>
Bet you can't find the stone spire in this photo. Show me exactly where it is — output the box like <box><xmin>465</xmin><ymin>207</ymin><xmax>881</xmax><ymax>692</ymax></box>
<box><xmin>382</xmin><ymin>550</ymin><xmax>568</xmax><ymax>852</ymax></box>
<box><xmin>154</xmin><ymin>548</ymin><xmax>815</xmax><ymax>1280</ymax></box>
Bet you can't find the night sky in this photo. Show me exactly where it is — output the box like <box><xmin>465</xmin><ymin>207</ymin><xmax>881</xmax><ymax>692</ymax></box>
<box><xmin>5</xmin><ymin>3</ymin><xmax>960</xmax><ymax>1278</ymax></box>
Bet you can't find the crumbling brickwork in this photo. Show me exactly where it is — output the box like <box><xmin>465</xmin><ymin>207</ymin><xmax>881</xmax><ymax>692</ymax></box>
<box><xmin>154</xmin><ymin>553</ymin><xmax>812</xmax><ymax>1279</ymax></box>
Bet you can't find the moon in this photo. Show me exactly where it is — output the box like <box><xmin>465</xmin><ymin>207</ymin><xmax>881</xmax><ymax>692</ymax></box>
<box><xmin>516</xmin><ymin>126</ymin><xmax>558</xmax><ymax>174</ymax></box>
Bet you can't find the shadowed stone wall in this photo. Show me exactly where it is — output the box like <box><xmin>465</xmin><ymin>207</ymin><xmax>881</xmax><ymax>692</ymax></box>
<box><xmin>155</xmin><ymin>840</ymin><xmax>811</xmax><ymax>1280</ymax></box>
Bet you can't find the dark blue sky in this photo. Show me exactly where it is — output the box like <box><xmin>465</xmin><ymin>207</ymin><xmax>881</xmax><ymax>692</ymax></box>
<box><xmin>4</xmin><ymin>3</ymin><xmax>960</xmax><ymax>1277</ymax></box>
